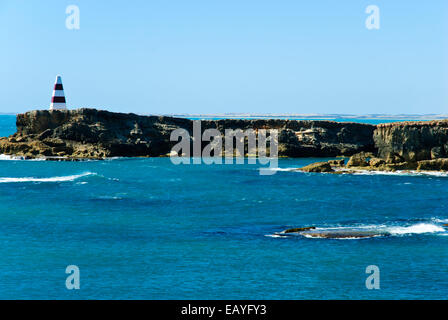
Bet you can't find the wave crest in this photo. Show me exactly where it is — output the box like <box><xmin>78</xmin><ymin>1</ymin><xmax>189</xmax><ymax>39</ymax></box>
<box><xmin>386</xmin><ymin>223</ymin><xmax>445</xmax><ymax>235</ymax></box>
<box><xmin>0</xmin><ymin>172</ymin><xmax>96</xmax><ymax>183</ymax></box>
<box><xmin>0</xmin><ymin>154</ymin><xmax>45</xmax><ymax>161</ymax></box>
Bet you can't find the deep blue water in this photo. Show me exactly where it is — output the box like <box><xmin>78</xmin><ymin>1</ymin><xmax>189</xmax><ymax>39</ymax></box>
<box><xmin>0</xmin><ymin>116</ymin><xmax>447</xmax><ymax>299</ymax></box>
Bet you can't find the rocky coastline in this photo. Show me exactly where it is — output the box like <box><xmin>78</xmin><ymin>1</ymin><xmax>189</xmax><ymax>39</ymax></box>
<box><xmin>0</xmin><ymin>109</ymin><xmax>447</xmax><ymax>172</ymax></box>
<box><xmin>0</xmin><ymin>108</ymin><xmax>375</xmax><ymax>160</ymax></box>
<box><xmin>300</xmin><ymin>120</ymin><xmax>448</xmax><ymax>173</ymax></box>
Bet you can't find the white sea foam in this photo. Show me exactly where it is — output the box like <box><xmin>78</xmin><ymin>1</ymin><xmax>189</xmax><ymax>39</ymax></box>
<box><xmin>0</xmin><ymin>172</ymin><xmax>96</xmax><ymax>183</ymax></box>
<box><xmin>337</xmin><ymin>169</ymin><xmax>448</xmax><ymax>177</ymax></box>
<box><xmin>300</xmin><ymin>233</ymin><xmax>383</xmax><ymax>240</ymax></box>
<box><xmin>386</xmin><ymin>223</ymin><xmax>445</xmax><ymax>235</ymax></box>
<box><xmin>265</xmin><ymin>234</ymin><xmax>288</xmax><ymax>238</ymax></box>
<box><xmin>0</xmin><ymin>154</ymin><xmax>45</xmax><ymax>161</ymax></box>
<box><xmin>269</xmin><ymin>167</ymin><xmax>448</xmax><ymax>177</ymax></box>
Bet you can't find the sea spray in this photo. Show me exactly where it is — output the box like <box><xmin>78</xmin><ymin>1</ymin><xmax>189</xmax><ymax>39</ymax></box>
<box><xmin>0</xmin><ymin>172</ymin><xmax>96</xmax><ymax>183</ymax></box>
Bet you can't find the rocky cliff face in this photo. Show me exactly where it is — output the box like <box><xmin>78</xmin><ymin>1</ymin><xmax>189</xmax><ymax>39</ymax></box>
<box><xmin>0</xmin><ymin>109</ymin><xmax>376</xmax><ymax>159</ymax></box>
<box><xmin>300</xmin><ymin>120</ymin><xmax>448</xmax><ymax>173</ymax></box>
<box><xmin>374</xmin><ymin>120</ymin><xmax>448</xmax><ymax>162</ymax></box>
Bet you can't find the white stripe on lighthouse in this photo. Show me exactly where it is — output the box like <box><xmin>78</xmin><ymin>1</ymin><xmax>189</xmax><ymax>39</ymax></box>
<box><xmin>50</xmin><ymin>75</ymin><xmax>67</xmax><ymax>110</ymax></box>
<box><xmin>52</xmin><ymin>90</ymin><xmax>65</xmax><ymax>97</ymax></box>
<box><xmin>50</xmin><ymin>103</ymin><xmax>67</xmax><ymax>108</ymax></box>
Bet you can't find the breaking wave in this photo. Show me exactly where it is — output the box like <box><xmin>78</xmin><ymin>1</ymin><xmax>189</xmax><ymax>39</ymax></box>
<box><xmin>267</xmin><ymin>221</ymin><xmax>447</xmax><ymax>240</ymax></box>
<box><xmin>386</xmin><ymin>223</ymin><xmax>445</xmax><ymax>235</ymax></box>
<box><xmin>0</xmin><ymin>172</ymin><xmax>96</xmax><ymax>183</ymax></box>
<box><xmin>0</xmin><ymin>154</ymin><xmax>45</xmax><ymax>161</ymax></box>
<box><xmin>337</xmin><ymin>169</ymin><xmax>448</xmax><ymax>177</ymax></box>
<box><xmin>268</xmin><ymin>166</ymin><xmax>448</xmax><ymax>177</ymax></box>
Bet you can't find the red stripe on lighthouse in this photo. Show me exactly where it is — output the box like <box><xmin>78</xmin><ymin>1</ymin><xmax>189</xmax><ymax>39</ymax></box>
<box><xmin>51</xmin><ymin>96</ymin><xmax>66</xmax><ymax>103</ymax></box>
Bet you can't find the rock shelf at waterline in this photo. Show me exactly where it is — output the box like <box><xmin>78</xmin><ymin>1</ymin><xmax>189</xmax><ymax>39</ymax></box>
<box><xmin>299</xmin><ymin>151</ymin><xmax>448</xmax><ymax>174</ymax></box>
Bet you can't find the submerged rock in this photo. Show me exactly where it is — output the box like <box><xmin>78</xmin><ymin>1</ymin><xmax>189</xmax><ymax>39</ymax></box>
<box><xmin>280</xmin><ymin>226</ymin><xmax>391</xmax><ymax>239</ymax></box>
<box><xmin>298</xmin><ymin>229</ymin><xmax>390</xmax><ymax>239</ymax></box>
<box><xmin>283</xmin><ymin>227</ymin><xmax>316</xmax><ymax>233</ymax></box>
<box><xmin>300</xmin><ymin>230</ymin><xmax>390</xmax><ymax>239</ymax></box>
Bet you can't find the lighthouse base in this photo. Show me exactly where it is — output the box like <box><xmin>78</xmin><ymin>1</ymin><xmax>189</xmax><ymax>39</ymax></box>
<box><xmin>50</xmin><ymin>103</ymin><xmax>67</xmax><ymax>110</ymax></box>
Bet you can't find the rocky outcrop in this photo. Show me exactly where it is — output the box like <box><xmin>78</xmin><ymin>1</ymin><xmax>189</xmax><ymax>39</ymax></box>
<box><xmin>3</xmin><ymin>109</ymin><xmax>447</xmax><ymax>167</ymax></box>
<box><xmin>299</xmin><ymin>162</ymin><xmax>334</xmax><ymax>173</ymax></box>
<box><xmin>279</xmin><ymin>226</ymin><xmax>390</xmax><ymax>239</ymax></box>
<box><xmin>369</xmin><ymin>120</ymin><xmax>448</xmax><ymax>171</ymax></box>
<box><xmin>374</xmin><ymin>120</ymin><xmax>448</xmax><ymax>162</ymax></box>
<box><xmin>283</xmin><ymin>227</ymin><xmax>316</xmax><ymax>233</ymax></box>
<box><xmin>346</xmin><ymin>152</ymin><xmax>374</xmax><ymax>167</ymax></box>
<box><xmin>1</xmin><ymin>109</ymin><xmax>192</xmax><ymax>159</ymax></box>
<box><xmin>416</xmin><ymin>159</ymin><xmax>448</xmax><ymax>171</ymax></box>
<box><xmin>300</xmin><ymin>120</ymin><xmax>448</xmax><ymax>173</ymax></box>
<box><xmin>301</xmin><ymin>154</ymin><xmax>448</xmax><ymax>173</ymax></box>
<box><xmin>328</xmin><ymin>159</ymin><xmax>345</xmax><ymax>166</ymax></box>
<box><xmin>0</xmin><ymin>109</ymin><xmax>376</xmax><ymax>160</ymax></box>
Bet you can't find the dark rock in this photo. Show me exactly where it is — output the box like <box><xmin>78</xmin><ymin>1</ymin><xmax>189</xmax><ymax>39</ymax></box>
<box><xmin>383</xmin><ymin>162</ymin><xmax>418</xmax><ymax>171</ymax></box>
<box><xmin>417</xmin><ymin>159</ymin><xmax>448</xmax><ymax>171</ymax></box>
<box><xmin>328</xmin><ymin>159</ymin><xmax>345</xmax><ymax>166</ymax></box>
<box><xmin>346</xmin><ymin>152</ymin><xmax>369</xmax><ymax>167</ymax></box>
<box><xmin>384</xmin><ymin>153</ymin><xmax>405</xmax><ymax>164</ymax></box>
<box><xmin>431</xmin><ymin>147</ymin><xmax>443</xmax><ymax>159</ymax></box>
<box><xmin>369</xmin><ymin>157</ymin><xmax>385</xmax><ymax>167</ymax></box>
<box><xmin>299</xmin><ymin>162</ymin><xmax>334</xmax><ymax>173</ymax></box>
<box><xmin>283</xmin><ymin>227</ymin><xmax>316</xmax><ymax>233</ymax></box>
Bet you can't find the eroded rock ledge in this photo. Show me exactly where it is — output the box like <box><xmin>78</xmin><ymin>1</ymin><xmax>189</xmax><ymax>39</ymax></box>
<box><xmin>0</xmin><ymin>109</ymin><xmax>376</xmax><ymax>160</ymax></box>
<box><xmin>300</xmin><ymin>118</ymin><xmax>448</xmax><ymax>173</ymax></box>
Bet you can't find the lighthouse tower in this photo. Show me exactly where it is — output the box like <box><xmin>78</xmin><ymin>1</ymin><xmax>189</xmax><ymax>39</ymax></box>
<box><xmin>50</xmin><ymin>75</ymin><xmax>67</xmax><ymax>110</ymax></box>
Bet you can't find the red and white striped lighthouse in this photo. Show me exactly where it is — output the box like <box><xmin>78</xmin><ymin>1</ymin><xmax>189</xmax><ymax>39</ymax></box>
<box><xmin>50</xmin><ymin>75</ymin><xmax>67</xmax><ymax>110</ymax></box>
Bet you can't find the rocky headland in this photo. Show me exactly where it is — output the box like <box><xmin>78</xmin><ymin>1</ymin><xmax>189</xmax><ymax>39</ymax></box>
<box><xmin>1</xmin><ymin>109</ymin><xmax>447</xmax><ymax>172</ymax></box>
<box><xmin>300</xmin><ymin>120</ymin><xmax>448</xmax><ymax>173</ymax></box>
<box><xmin>0</xmin><ymin>109</ymin><xmax>375</xmax><ymax>160</ymax></box>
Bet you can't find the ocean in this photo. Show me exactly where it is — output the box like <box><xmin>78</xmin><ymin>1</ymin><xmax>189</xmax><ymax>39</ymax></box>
<box><xmin>0</xmin><ymin>115</ymin><xmax>447</xmax><ymax>299</ymax></box>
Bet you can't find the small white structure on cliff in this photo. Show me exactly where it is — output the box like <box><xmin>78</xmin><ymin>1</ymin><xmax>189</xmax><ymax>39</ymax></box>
<box><xmin>49</xmin><ymin>75</ymin><xmax>67</xmax><ymax>110</ymax></box>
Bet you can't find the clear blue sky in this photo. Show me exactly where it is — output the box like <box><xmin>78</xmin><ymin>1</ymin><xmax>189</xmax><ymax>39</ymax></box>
<box><xmin>1</xmin><ymin>0</ymin><xmax>447</xmax><ymax>114</ymax></box>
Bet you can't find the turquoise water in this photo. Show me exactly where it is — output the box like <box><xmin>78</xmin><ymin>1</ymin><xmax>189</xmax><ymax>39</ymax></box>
<box><xmin>0</xmin><ymin>115</ymin><xmax>16</xmax><ymax>137</ymax></box>
<box><xmin>0</xmin><ymin>116</ymin><xmax>447</xmax><ymax>299</ymax></box>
